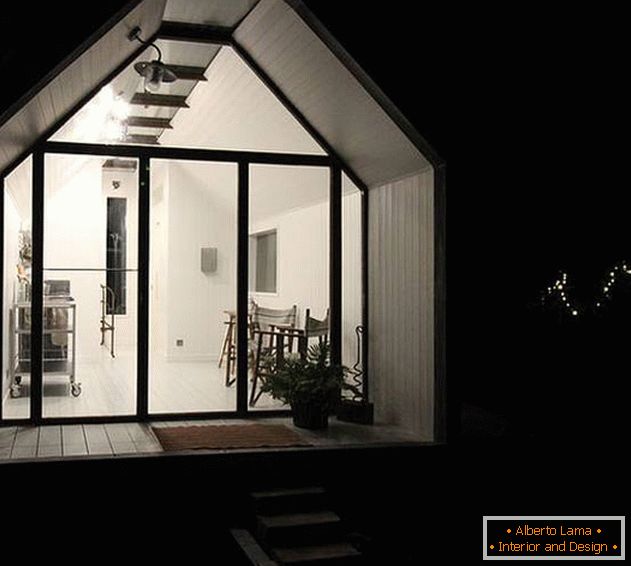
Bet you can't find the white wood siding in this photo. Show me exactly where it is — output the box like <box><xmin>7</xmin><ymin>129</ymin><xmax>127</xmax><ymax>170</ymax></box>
<box><xmin>369</xmin><ymin>169</ymin><xmax>434</xmax><ymax>440</ymax></box>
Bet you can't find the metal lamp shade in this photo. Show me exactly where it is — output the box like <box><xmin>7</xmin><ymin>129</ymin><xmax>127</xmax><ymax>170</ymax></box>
<box><xmin>133</xmin><ymin>61</ymin><xmax>177</xmax><ymax>93</ymax></box>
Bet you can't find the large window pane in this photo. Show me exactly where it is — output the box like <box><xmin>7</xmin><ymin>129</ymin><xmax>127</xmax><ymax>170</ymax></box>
<box><xmin>249</xmin><ymin>165</ymin><xmax>330</xmax><ymax>410</ymax></box>
<box><xmin>42</xmin><ymin>155</ymin><xmax>138</xmax><ymax>417</ymax></box>
<box><xmin>149</xmin><ymin>160</ymin><xmax>238</xmax><ymax>413</ymax></box>
<box><xmin>2</xmin><ymin>157</ymin><xmax>32</xmax><ymax>419</ymax></box>
<box><xmin>342</xmin><ymin>174</ymin><xmax>364</xmax><ymax>395</ymax></box>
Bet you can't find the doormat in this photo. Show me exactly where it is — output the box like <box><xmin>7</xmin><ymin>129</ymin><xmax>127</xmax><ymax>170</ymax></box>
<box><xmin>152</xmin><ymin>424</ymin><xmax>313</xmax><ymax>451</ymax></box>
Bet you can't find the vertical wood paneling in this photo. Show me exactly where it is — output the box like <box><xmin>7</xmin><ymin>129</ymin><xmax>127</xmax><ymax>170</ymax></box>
<box><xmin>368</xmin><ymin>169</ymin><xmax>434</xmax><ymax>440</ymax></box>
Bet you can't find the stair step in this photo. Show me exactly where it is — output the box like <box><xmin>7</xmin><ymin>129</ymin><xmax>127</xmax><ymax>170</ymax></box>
<box><xmin>252</xmin><ymin>487</ymin><xmax>329</xmax><ymax>515</ymax></box>
<box><xmin>258</xmin><ymin>511</ymin><xmax>343</xmax><ymax>546</ymax></box>
<box><xmin>252</xmin><ymin>487</ymin><xmax>326</xmax><ymax>499</ymax></box>
<box><xmin>261</xmin><ymin>511</ymin><xmax>341</xmax><ymax>529</ymax></box>
<box><xmin>272</xmin><ymin>542</ymin><xmax>361</xmax><ymax>565</ymax></box>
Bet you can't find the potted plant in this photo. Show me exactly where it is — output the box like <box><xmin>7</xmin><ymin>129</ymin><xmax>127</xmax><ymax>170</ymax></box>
<box><xmin>260</xmin><ymin>342</ymin><xmax>357</xmax><ymax>429</ymax></box>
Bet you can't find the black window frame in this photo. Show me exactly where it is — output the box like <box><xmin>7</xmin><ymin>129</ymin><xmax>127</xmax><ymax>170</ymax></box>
<box><xmin>0</xmin><ymin>141</ymin><xmax>364</xmax><ymax>426</ymax></box>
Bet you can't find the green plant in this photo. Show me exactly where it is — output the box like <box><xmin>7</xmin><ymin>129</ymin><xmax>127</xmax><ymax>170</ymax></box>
<box><xmin>259</xmin><ymin>342</ymin><xmax>358</xmax><ymax>410</ymax></box>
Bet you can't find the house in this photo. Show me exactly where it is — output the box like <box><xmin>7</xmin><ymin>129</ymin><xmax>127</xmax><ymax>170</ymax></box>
<box><xmin>0</xmin><ymin>0</ymin><xmax>445</xmax><ymax>449</ymax></box>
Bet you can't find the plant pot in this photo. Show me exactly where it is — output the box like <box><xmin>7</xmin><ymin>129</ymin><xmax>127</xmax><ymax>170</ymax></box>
<box><xmin>291</xmin><ymin>402</ymin><xmax>329</xmax><ymax>430</ymax></box>
<box><xmin>336</xmin><ymin>399</ymin><xmax>374</xmax><ymax>425</ymax></box>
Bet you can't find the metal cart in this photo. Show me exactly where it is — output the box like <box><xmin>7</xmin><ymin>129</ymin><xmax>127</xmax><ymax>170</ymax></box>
<box><xmin>8</xmin><ymin>299</ymin><xmax>80</xmax><ymax>398</ymax></box>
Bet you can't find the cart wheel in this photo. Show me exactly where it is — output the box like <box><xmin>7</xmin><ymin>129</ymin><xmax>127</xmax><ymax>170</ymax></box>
<box><xmin>15</xmin><ymin>376</ymin><xmax>22</xmax><ymax>385</ymax></box>
<box><xmin>71</xmin><ymin>383</ymin><xmax>82</xmax><ymax>397</ymax></box>
<box><xmin>10</xmin><ymin>385</ymin><xmax>21</xmax><ymax>398</ymax></box>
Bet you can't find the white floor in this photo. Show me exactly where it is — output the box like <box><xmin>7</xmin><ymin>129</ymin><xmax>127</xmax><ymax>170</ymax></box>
<box><xmin>2</xmin><ymin>347</ymin><xmax>284</xmax><ymax>419</ymax></box>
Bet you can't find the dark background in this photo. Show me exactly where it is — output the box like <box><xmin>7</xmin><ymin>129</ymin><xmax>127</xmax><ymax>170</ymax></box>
<box><xmin>0</xmin><ymin>1</ymin><xmax>626</xmax><ymax>560</ymax></box>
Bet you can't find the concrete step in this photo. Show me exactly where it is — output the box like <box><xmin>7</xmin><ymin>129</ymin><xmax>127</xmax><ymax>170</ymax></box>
<box><xmin>230</xmin><ymin>529</ymin><xmax>278</xmax><ymax>565</ymax></box>
<box><xmin>257</xmin><ymin>511</ymin><xmax>343</xmax><ymax>546</ymax></box>
<box><xmin>272</xmin><ymin>542</ymin><xmax>362</xmax><ymax>565</ymax></box>
<box><xmin>252</xmin><ymin>487</ymin><xmax>329</xmax><ymax>515</ymax></box>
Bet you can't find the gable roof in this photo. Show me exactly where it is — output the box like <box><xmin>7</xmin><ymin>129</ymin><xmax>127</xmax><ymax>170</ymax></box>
<box><xmin>0</xmin><ymin>0</ymin><xmax>442</xmax><ymax>187</ymax></box>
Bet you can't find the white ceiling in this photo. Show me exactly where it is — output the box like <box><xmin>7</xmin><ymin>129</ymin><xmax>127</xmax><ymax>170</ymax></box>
<box><xmin>161</xmin><ymin>47</ymin><xmax>324</xmax><ymax>155</ymax></box>
<box><xmin>250</xmin><ymin>164</ymin><xmax>329</xmax><ymax>221</ymax></box>
<box><xmin>164</xmin><ymin>0</ymin><xmax>260</xmax><ymax>26</ymax></box>
<box><xmin>52</xmin><ymin>39</ymin><xmax>221</xmax><ymax>143</ymax></box>
<box><xmin>52</xmin><ymin>42</ymin><xmax>324</xmax><ymax>156</ymax></box>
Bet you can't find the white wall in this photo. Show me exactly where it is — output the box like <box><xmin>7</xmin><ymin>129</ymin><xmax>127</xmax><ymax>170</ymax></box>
<box><xmin>161</xmin><ymin>161</ymin><xmax>238</xmax><ymax>361</ymax></box>
<box><xmin>250</xmin><ymin>200</ymin><xmax>329</xmax><ymax>327</ymax></box>
<box><xmin>369</xmin><ymin>169</ymin><xmax>435</xmax><ymax>440</ymax></box>
<box><xmin>154</xmin><ymin>161</ymin><xmax>363</xmax><ymax>365</ymax></box>
<box><xmin>249</xmin><ymin>169</ymin><xmax>363</xmax><ymax>366</ymax></box>
<box><xmin>44</xmin><ymin>155</ymin><xmax>138</xmax><ymax>361</ymax></box>
<box><xmin>149</xmin><ymin>161</ymin><xmax>169</xmax><ymax>357</ymax></box>
<box><xmin>249</xmin><ymin>164</ymin><xmax>328</xmax><ymax>329</ymax></box>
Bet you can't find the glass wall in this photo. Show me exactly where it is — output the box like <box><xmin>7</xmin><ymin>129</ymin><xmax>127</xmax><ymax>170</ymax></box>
<box><xmin>248</xmin><ymin>165</ymin><xmax>330</xmax><ymax>409</ymax></box>
<box><xmin>149</xmin><ymin>160</ymin><xmax>238</xmax><ymax>413</ymax></box>
<box><xmin>2</xmin><ymin>153</ymin><xmax>357</xmax><ymax>422</ymax></box>
<box><xmin>41</xmin><ymin>154</ymin><xmax>138</xmax><ymax>417</ymax></box>
<box><xmin>342</xmin><ymin>174</ymin><xmax>364</xmax><ymax>397</ymax></box>
<box><xmin>2</xmin><ymin>157</ymin><xmax>33</xmax><ymax>419</ymax></box>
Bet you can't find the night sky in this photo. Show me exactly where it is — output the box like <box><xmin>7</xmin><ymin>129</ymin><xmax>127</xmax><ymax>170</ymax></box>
<box><xmin>1</xmin><ymin>2</ymin><xmax>628</xmax><ymax>435</ymax></box>
<box><xmin>0</xmin><ymin>3</ymin><xmax>625</xmax><ymax>554</ymax></box>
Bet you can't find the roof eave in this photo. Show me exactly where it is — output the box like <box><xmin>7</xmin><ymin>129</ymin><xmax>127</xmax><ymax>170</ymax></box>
<box><xmin>282</xmin><ymin>0</ymin><xmax>445</xmax><ymax>169</ymax></box>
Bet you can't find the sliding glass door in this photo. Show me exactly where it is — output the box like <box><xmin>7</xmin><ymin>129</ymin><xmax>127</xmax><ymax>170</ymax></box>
<box><xmin>148</xmin><ymin>159</ymin><xmax>238</xmax><ymax>414</ymax></box>
<box><xmin>41</xmin><ymin>154</ymin><xmax>138</xmax><ymax>417</ymax></box>
<box><xmin>248</xmin><ymin>165</ymin><xmax>330</xmax><ymax>410</ymax></box>
<box><xmin>1</xmin><ymin>145</ymin><xmax>354</xmax><ymax>425</ymax></box>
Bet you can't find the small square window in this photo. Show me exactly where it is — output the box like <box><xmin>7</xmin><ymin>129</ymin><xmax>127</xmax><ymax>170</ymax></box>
<box><xmin>249</xmin><ymin>230</ymin><xmax>277</xmax><ymax>293</ymax></box>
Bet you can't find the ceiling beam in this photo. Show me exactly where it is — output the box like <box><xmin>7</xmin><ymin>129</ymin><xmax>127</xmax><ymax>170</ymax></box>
<box><xmin>165</xmin><ymin>64</ymin><xmax>208</xmax><ymax>82</ymax></box>
<box><xmin>103</xmin><ymin>158</ymin><xmax>138</xmax><ymax>171</ymax></box>
<box><xmin>158</xmin><ymin>21</ymin><xmax>233</xmax><ymax>45</ymax></box>
<box><xmin>127</xmin><ymin>116</ymin><xmax>173</xmax><ymax>129</ymax></box>
<box><xmin>131</xmin><ymin>93</ymin><xmax>189</xmax><ymax>108</ymax></box>
<box><xmin>123</xmin><ymin>134</ymin><xmax>160</xmax><ymax>145</ymax></box>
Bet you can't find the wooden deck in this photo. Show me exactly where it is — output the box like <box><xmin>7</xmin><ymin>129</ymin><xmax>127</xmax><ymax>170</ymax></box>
<box><xmin>0</xmin><ymin>418</ymin><xmax>424</xmax><ymax>463</ymax></box>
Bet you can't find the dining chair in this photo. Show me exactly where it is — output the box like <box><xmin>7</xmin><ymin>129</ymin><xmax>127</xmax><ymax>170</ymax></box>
<box><xmin>249</xmin><ymin>304</ymin><xmax>297</xmax><ymax>406</ymax></box>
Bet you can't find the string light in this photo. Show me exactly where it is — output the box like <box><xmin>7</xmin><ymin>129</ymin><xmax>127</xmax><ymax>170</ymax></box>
<box><xmin>543</xmin><ymin>270</ymin><xmax>580</xmax><ymax>318</ymax></box>
<box><xmin>594</xmin><ymin>260</ymin><xmax>631</xmax><ymax>309</ymax></box>
<box><xmin>543</xmin><ymin>260</ymin><xmax>631</xmax><ymax>318</ymax></box>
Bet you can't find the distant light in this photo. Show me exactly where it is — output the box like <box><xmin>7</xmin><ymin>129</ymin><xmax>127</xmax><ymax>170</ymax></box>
<box><xmin>604</xmin><ymin>287</ymin><xmax>609</xmax><ymax>292</ymax></box>
<box><xmin>572</xmin><ymin>310</ymin><xmax>578</xmax><ymax>316</ymax></box>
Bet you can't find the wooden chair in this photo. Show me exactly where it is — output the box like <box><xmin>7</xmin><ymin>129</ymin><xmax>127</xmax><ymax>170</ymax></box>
<box><xmin>220</xmin><ymin>310</ymin><xmax>237</xmax><ymax>386</ymax></box>
<box><xmin>300</xmin><ymin>308</ymin><xmax>330</xmax><ymax>353</ymax></box>
<box><xmin>249</xmin><ymin>304</ymin><xmax>297</xmax><ymax>406</ymax></box>
<box><xmin>221</xmin><ymin>301</ymin><xmax>256</xmax><ymax>387</ymax></box>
